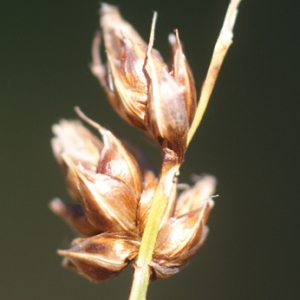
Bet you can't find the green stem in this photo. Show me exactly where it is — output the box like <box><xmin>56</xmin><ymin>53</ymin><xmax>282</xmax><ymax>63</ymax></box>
<box><xmin>129</xmin><ymin>160</ymin><xmax>178</xmax><ymax>300</ymax></box>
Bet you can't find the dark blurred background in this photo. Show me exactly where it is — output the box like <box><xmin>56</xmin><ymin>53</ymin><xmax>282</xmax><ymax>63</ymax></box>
<box><xmin>1</xmin><ymin>0</ymin><xmax>299</xmax><ymax>299</ymax></box>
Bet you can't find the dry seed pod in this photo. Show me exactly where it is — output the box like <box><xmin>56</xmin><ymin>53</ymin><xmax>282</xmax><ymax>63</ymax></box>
<box><xmin>150</xmin><ymin>176</ymin><xmax>215</xmax><ymax>279</ymax></box>
<box><xmin>51</xmin><ymin>119</ymin><xmax>143</xmax><ymax>235</ymax></box>
<box><xmin>52</xmin><ymin>120</ymin><xmax>142</xmax><ymax>195</ymax></box>
<box><xmin>58</xmin><ymin>233</ymin><xmax>140</xmax><ymax>282</ymax></box>
<box><xmin>151</xmin><ymin>209</ymin><xmax>208</xmax><ymax>279</ymax></box>
<box><xmin>144</xmin><ymin>59</ymin><xmax>189</xmax><ymax>161</ymax></box>
<box><xmin>91</xmin><ymin>3</ymin><xmax>197</xmax><ymax>160</ymax></box>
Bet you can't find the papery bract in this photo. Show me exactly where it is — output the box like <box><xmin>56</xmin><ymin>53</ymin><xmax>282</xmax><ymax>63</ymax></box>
<box><xmin>58</xmin><ymin>233</ymin><xmax>140</xmax><ymax>282</ymax></box>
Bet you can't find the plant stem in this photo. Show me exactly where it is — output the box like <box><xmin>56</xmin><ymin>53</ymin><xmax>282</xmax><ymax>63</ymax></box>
<box><xmin>187</xmin><ymin>0</ymin><xmax>242</xmax><ymax>146</ymax></box>
<box><xmin>129</xmin><ymin>161</ymin><xmax>179</xmax><ymax>300</ymax></box>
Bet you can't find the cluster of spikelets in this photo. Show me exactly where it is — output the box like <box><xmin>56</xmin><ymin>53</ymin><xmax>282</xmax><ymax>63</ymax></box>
<box><xmin>49</xmin><ymin>3</ymin><xmax>216</xmax><ymax>283</ymax></box>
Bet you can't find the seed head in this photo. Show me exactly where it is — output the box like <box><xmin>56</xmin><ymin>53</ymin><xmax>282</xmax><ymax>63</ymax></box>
<box><xmin>50</xmin><ymin>117</ymin><xmax>216</xmax><ymax>281</ymax></box>
<box><xmin>51</xmin><ymin>118</ymin><xmax>142</xmax><ymax>235</ymax></box>
<box><xmin>50</xmin><ymin>1</ymin><xmax>221</xmax><ymax>284</ymax></box>
<box><xmin>91</xmin><ymin>3</ymin><xmax>197</xmax><ymax>160</ymax></box>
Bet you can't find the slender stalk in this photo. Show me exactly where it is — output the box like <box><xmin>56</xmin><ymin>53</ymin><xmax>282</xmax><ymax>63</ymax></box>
<box><xmin>129</xmin><ymin>161</ymin><xmax>179</xmax><ymax>300</ymax></box>
<box><xmin>128</xmin><ymin>186</ymin><xmax>166</xmax><ymax>300</ymax></box>
<box><xmin>187</xmin><ymin>0</ymin><xmax>242</xmax><ymax>146</ymax></box>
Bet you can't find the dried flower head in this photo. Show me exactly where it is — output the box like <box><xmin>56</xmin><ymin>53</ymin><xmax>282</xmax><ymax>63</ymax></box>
<box><xmin>51</xmin><ymin>116</ymin><xmax>142</xmax><ymax>236</ymax></box>
<box><xmin>50</xmin><ymin>113</ymin><xmax>216</xmax><ymax>282</ymax></box>
<box><xmin>50</xmin><ymin>0</ymin><xmax>242</xmax><ymax>297</ymax></box>
<box><xmin>91</xmin><ymin>3</ymin><xmax>197</xmax><ymax>160</ymax></box>
<box><xmin>50</xmin><ymin>115</ymin><xmax>143</xmax><ymax>282</ymax></box>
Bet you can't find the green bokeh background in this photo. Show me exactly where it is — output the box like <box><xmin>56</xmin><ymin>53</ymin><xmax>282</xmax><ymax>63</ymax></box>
<box><xmin>1</xmin><ymin>0</ymin><xmax>299</xmax><ymax>299</ymax></box>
